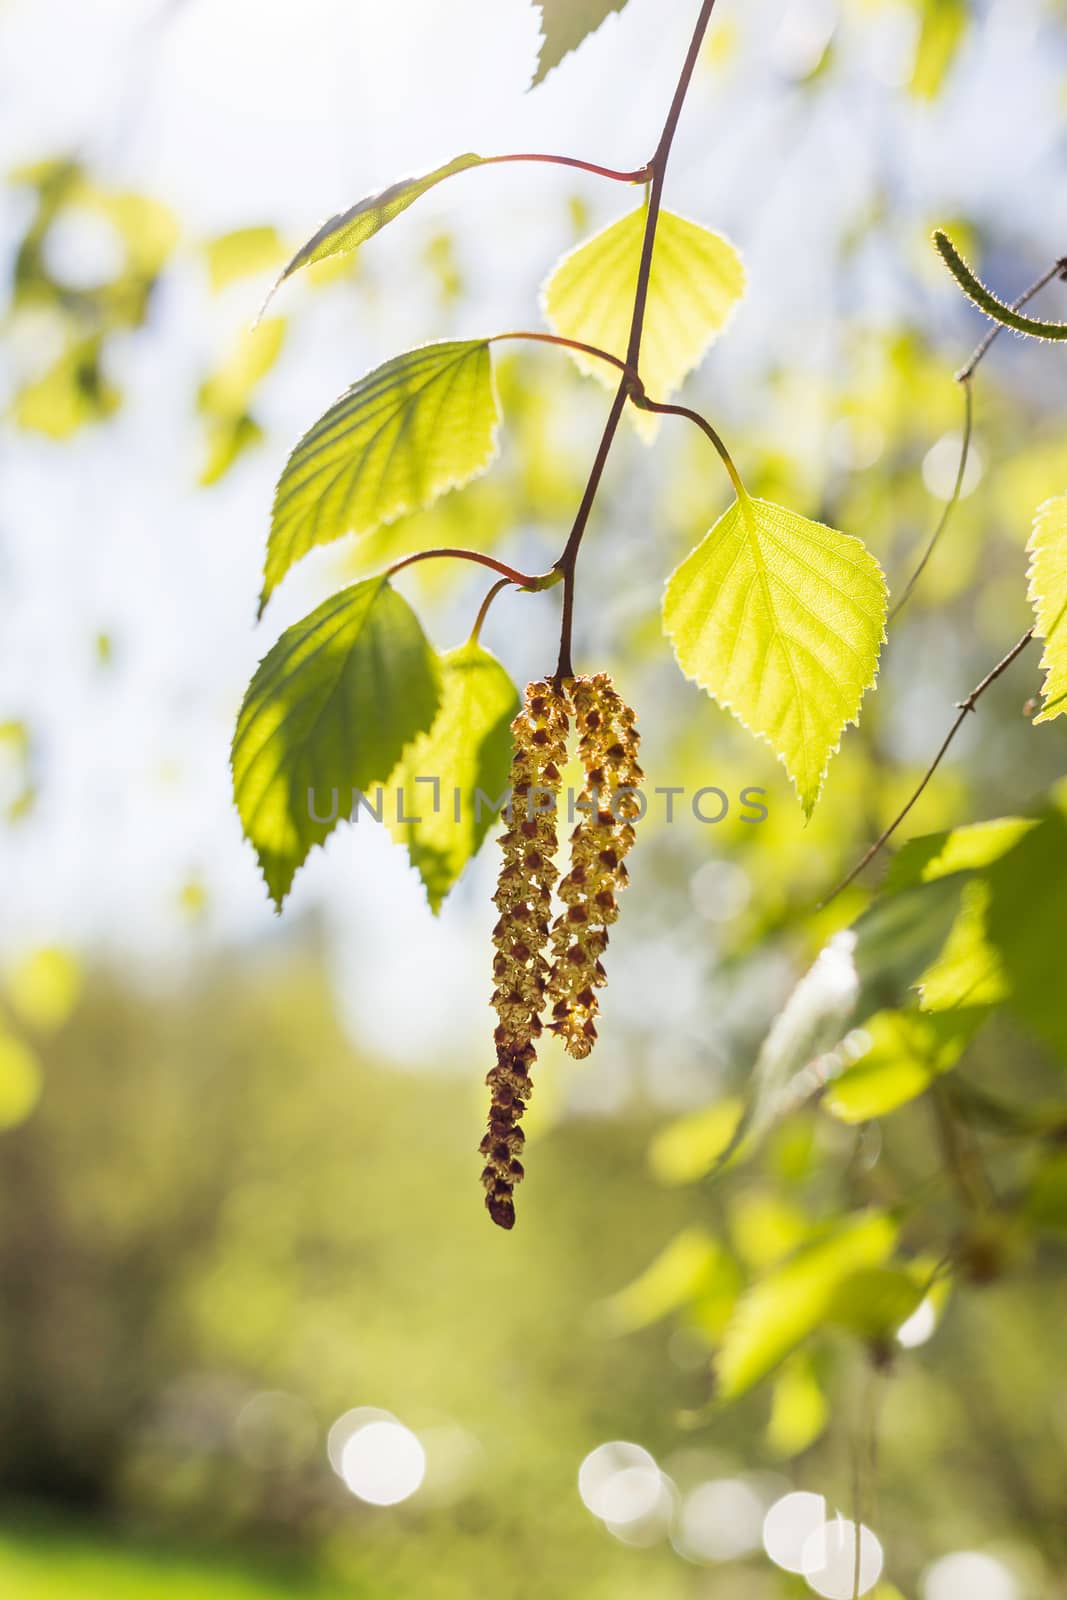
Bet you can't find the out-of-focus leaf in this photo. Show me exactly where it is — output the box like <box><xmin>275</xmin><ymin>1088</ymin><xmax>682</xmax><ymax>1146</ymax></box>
<box><xmin>7</xmin><ymin>947</ymin><xmax>83</xmax><ymax>1033</ymax></box>
<box><xmin>827</xmin><ymin>1266</ymin><xmax>924</xmax><ymax>1341</ymax></box>
<box><xmin>728</xmin><ymin>1188</ymin><xmax>810</xmax><ymax>1270</ymax></box>
<box><xmin>197</xmin><ymin>318</ymin><xmax>285</xmax><ymax>486</ymax></box>
<box><xmin>0</xmin><ymin>721</ymin><xmax>35</xmax><ymax>823</ymax></box>
<box><xmin>909</xmin><ymin>0</ymin><xmax>968</xmax><ymax>99</ymax></box>
<box><xmin>1026</xmin><ymin>493</ymin><xmax>1067</xmax><ymax>724</ymax></box>
<box><xmin>883</xmin><ymin>818</ymin><xmax>1037</xmax><ymax>892</ymax></box>
<box><xmin>542</xmin><ymin>208</ymin><xmax>744</xmax><ymax>439</ymax></box>
<box><xmin>715</xmin><ymin>1212</ymin><xmax>897</xmax><ymax>1400</ymax></box>
<box><xmin>265</xmin><ymin>154</ymin><xmax>486</xmax><ymax>304</ymax></box>
<box><xmin>532</xmin><ymin>0</ymin><xmax>630</xmax><ymax>82</ymax></box>
<box><xmin>232</xmin><ymin>578</ymin><xmax>440</xmax><ymax>909</ymax></box>
<box><xmin>600</xmin><ymin>1227</ymin><xmax>722</xmax><ymax>1333</ymax></box>
<box><xmin>13</xmin><ymin>337</ymin><xmax>120</xmax><ymax>438</ymax></box>
<box><xmin>0</xmin><ymin>1034</ymin><xmax>42</xmax><ymax>1131</ymax></box>
<box><xmin>920</xmin><ymin>799</ymin><xmax>1067</xmax><ymax>1063</ymax></box>
<box><xmin>262</xmin><ymin>341</ymin><xmax>499</xmax><ymax>614</ymax></box>
<box><xmin>199</xmin><ymin>415</ymin><xmax>264</xmax><ymax>488</ymax></box>
<box><xmin>663</xmin><ymin>496</ymin><xmax>887</xmax><ymax>815</ymax></box>
<box><xmin>205</xmin><ymin>225</ymin><xmax>286</xmax><ymax>292</ymax></box>
<box><xmin>726</xmin><ymin>875</ymin><xmax>966</xmax><ymax>1175</ymax></box>
<box><xmin>824</xmin><ymin>1005</ymin><xmax>985</xmax><ymax>1124</ymax></box>
<box><xmin>766</xmin><ymin>1352</ymin><xmax>828</xmax><ymax>1457</ymax></box>
<box><xmin>199</xmin><ymin>319</ymin><xmax>285</xmax><ymax>421</ymax></box>
<box><xmin>388</xmin><ymin>642</ymin><xmax>518</xmax><ymax>913</ymax></box>
<box><xmin>648</xmin><ymin>1096</ymin><xmax>744</xmax><ymax>1185</ymax></box>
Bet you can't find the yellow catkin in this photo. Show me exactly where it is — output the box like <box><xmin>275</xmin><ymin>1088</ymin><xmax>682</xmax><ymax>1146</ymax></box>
<box><xmin>546</xmin><ymin>673</ymin><xmax>642</xmax><ymax>1060</ymax></box>
<box><xmin>482</xmin><ymin>680</ymin><xmax>570</xmax><ymax>1229</ymax></box>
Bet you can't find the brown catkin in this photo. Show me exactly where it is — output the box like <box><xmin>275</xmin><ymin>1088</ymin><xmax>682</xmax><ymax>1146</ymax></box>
<box><xmin>482</xmin><ymin>680</ymin><xmax>570</xmax><ymax>1229</ymax></box>
<box><xmin>546</xmin><ymin>673</ymin><xmax>642</xmax><ymax>1060</ymax></box>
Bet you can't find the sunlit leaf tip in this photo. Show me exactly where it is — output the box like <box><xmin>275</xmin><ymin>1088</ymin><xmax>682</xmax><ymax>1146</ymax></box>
<box><xmin>258</xmin><ymin>339</ymin><xmax>500</xmax><ymax>617</ymax></box>
<box><xmin>232</xmin><ymin>577</ymin><xmax>440</xmax><ymax>910</ymax></box>
<box><xmin>663</xmin><ymin>494</ymin><xmax>887</xmax><ymax>817</ymax></box>
<box><xmin>258</xmin><ymin>153</ymin><xmax>487</xmax><ymax>319</ymax></box>
<box><xmin>1026</xmin><ymin>493</ymin><xmax>1067</xmax><ymax>723</ymax></box>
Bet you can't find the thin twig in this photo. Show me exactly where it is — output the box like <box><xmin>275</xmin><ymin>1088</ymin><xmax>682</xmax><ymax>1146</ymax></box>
<box><xmin>820</xmin><ymin>628</ymin><xmax>1035</xmax><ymax>907</ymax></box>
<box><xmin>552</xmin><ymin>0</ymin><xmax>721</xmax><ymax>679</ymax></box>
<box><xmin>890</xmin><ymin>378</ymin><xmax>973</xmax><ymax>623</ymax></box>
<box><xmin>469</xmin><ymin>577</ymin><xmax>512</xmax><ymax>644</ymax></box>
<box><xmin>956</xmin><ymin>257</ymin><xmax>1067</xmax><ymax>383</ymax></box>
<box><xmin>892</xmin><ymin>253</ymin><xmax>1067</xmax><ymax>622</ymax></box>
<box><xmin>386</xmin><ymin>547</ymin><xmax>557</xmax><ymax>590</ymax></box>
<box><xmin>634</xmin><ymin>396</ymin><xmax>746</xmax><ymax>498</ymax></box>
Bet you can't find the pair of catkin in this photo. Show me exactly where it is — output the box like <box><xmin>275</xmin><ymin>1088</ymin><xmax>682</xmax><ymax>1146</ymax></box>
<box><xmin>482</xmin><ymin>673</ymin><xmax>642</xmax><ymax>1229</ymax></box>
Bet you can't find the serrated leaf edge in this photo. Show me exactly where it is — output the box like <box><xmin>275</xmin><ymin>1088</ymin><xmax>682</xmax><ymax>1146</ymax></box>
<box><xmin>1026</xmin><ymin>491</ymin><xmax>1067</xmax><ymax>725</ymax></box>
<box><xmin>662</xmin><ymin>494</ymin><xmax>889</xmax><ymax>818</ymax></box>
<box><xmin>258</xmin><ymin>339</ymin><xmax>501</xmax><ymax>618</ymax></box>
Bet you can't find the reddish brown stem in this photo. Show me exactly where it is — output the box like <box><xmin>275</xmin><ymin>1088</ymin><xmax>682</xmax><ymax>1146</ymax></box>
<box><xmin>483</xmin><ymin>152</ymin><xmax>652</xmax><ymax>184</ymax></box>
<box><xmin>553</xmin><ymin>0</ymin><xmax>721</xmax><ymax>679</ymax></box>
<box><xmin>386</xmin><ymin>547</ymin><xmax>555</xmax><ymax>590</ymax></box>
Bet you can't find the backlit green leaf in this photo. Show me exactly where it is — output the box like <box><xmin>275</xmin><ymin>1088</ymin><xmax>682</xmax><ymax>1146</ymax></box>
<box><xmin>1026</xmin><ymin>493</ymin><xmax>1067</xmax><ymax>723</ymax></box>
<box><xmin>266</xmin><ymin>154</ymin><xmax>486</xmax><ymax>303</ymax></box>
<box><xmin>232</xmin><ymin>578</ymin><xmax>439</xmax><ymax>909</ymax></box>
<box><xmin>533</xmin><ymin>0</ymin><xmax>631</xmax><ymax>82</ymax></box>
<box><xmin>542</xmin><ymin>208</ymin><xmax>745</xmax><ymax>439</ymax></box>
<box><xmin>715</xmin><ymin>1212</ymin><xmax>897</xmax><ymax>1400</ymax></box>
<box><xmin>919</xmin><ymin>797</ymin><xmax>1067</xmax><ymax>1063</ymax></box>
<box><xmin>600</xmin><ymin>1227</ymin><xmax>722</xmax><ymax>1333</ymax></box>
<box><xmin>648</xmin><ymin>1097</ymin><xmax>744</xmax><ymax>1185</ymax></box>
<box><xmin>827</xmin><ymin>1267</ymin><xmax>924</xmax><ymax>1340</ymax></box>
<box><xmin>262</xmin><ymin>340</ymin><xmax>499</xmax><ymax>614</ymax></box>
<box><xmin>824</xmin><ymin>1006</ymin><xmax>985</xmax><ymax>1124</ymax></box>
<box><xmin>388</xmin><ymin>641</ymin><xmax>519</xmax><ymax>913</ymax></box>
<box><xmin>663</xmin><ymin>495</ymin><xmax>887</xmax><ymax>815</ymax></box>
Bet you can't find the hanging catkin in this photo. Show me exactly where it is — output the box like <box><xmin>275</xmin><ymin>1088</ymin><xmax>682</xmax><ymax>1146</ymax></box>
<box><xmin>482</xmin><ymin>681</ymin><xmax>570</xmax><ymax>1230</ymax></box>
<box><xmin>546</xmin><ymin>673</ymin><xmax>642</xmax><ymax>1059</ymax></box>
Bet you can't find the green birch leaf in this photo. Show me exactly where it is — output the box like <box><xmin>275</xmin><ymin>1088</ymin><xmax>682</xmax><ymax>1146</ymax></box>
<box><xmin>388</xmin><ymin>641</ymin><xmax>519</xmax><ymax>913</ymax></box>
<box><xmin>715</xmin><ymin>1212</ymin><xmax>897</xmax><ymax>1401</ymax></box>
<box><xmin>542</xmin><ymin>208</ymin><xmax>745</xmax><ymax>440</ymax></box>
<box><xmin>533</xmin><ymin>0</ymin><xmax>631</xmax><ymax>82</ymax></box>
<box><xmin>261</xmin><ymin>340</ymin><xmax>499</xmax><ymax>615</ymax></box>
<box><xmin>824</xmin><ymin>1006</ymin><xmax>985</xmax><ymax>1124</ymax></box>
<box><xmin>919</xmin><ymin>797</ymin><xmax>1067</xmax><ymax>1064</ymax></box>
<box><xmin>232</xmin><ymin>578</ymin><xmax>439</xmax><ymax>910</ymax></box>
<box><xmin>264</xmin><ymin>154</ymin><xmax>486</xmax><ymax>307</ymax></box>
<box><xmin>1026</xmin><ymin>493</ymin><xmax>1067</xmax><ymax>723</ymax></box>
<box><xmin>663</xmin><ymin>495</ymin><xmax>887</xmax><ymax>815</ymax></box>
